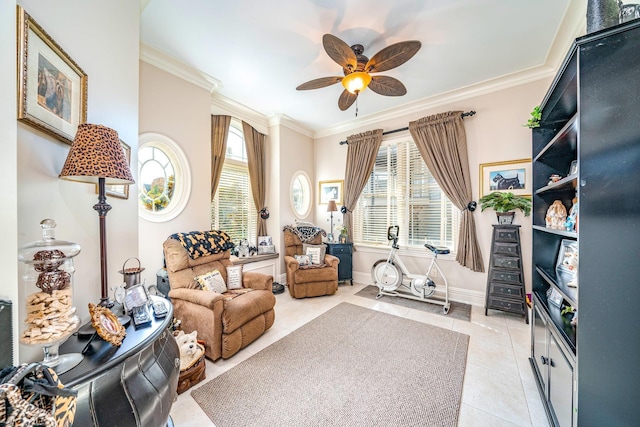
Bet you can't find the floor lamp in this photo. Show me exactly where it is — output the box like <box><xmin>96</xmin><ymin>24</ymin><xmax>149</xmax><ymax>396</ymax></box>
<box><xmin>59</xmin><ymin>124</ymin><xmax>134</xmax><ymax>308</ymax></box>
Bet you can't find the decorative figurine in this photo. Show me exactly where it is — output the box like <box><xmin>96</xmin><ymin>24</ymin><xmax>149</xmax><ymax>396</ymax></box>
<box><xmin>545</xmin><ymin>200</ymin><xmax>567</xmax><ymax>230</ymax></box>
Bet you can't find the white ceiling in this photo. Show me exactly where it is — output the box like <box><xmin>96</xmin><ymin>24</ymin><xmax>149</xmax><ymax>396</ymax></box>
<box><xmin>139</xmin><ymin>0</ymin><xmax>585</xmax><ymax>135</ymax></box>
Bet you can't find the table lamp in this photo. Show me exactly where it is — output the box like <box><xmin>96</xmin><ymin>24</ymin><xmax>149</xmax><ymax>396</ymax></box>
<box><xmin>59</xmin><ymin>124</ymin><xmax>134</xmax><ymax>307</ymax></box>
<box><xmin>327</xmin><ymin>200</ymin><xmax>338</xmax><ymax>242</ymax></box>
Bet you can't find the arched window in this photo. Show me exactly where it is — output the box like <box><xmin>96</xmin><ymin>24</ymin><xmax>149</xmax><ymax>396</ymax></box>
<box><xmin>211</xmin><ymin>121</ymin><xmax>257</xmax><ymax>243</ymax></box>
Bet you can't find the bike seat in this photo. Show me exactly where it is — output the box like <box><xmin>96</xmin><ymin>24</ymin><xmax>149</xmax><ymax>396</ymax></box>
<box><xmin>424</xmin><ymin>244</ymin><xmax>450</xmax><ymax>255</ymax></box>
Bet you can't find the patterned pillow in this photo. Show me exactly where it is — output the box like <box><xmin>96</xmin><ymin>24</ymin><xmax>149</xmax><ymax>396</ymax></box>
<box><xmin>195</xmin><ymin>270</ymin><xmax>227</xmax><ymax>294</ymax></box>
<box><xmin>226</xmin><ymin>265</ymin><xmax>243</xmax><ymax>289</ymax></box>
<box><xmin>294</xmin><ymin>254</ymin><xmax>311</xmax><ymax>266</ymax></box>
<box><xmin>303</xmin><ymin>243</ymin><xmax>326</xmax><ymax>265</ymax></box>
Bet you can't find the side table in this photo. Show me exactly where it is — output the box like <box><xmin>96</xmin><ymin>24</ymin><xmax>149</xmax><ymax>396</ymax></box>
<box><xmin>59</xmin><ymin>296</ymin><xmax>179</xmax><ymax>426</ymax></box>
<box><xmin>326</xmin><ymin>242</ymin><xmax>353</xmax><ymax>285</ymax></box>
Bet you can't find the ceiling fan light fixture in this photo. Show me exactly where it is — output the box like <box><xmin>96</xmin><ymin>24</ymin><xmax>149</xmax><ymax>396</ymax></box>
<box><xmin>342</xmin><ymin>72</ymin><xmax>371</xmax><ymax>94</ymax></box>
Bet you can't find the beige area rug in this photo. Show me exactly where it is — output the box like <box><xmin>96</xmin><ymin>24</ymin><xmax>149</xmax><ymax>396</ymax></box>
<box><xmin>356</xmin><ymin>285</ymin><xmax>472</xmax><ymax>322</ymax></box>
<box><xmin>191</xmin><ymin>302</ymin><xmax>469</xmax><ymax>427</ymax></box>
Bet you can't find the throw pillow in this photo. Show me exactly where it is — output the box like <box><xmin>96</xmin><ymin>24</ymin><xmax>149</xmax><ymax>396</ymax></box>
<box><xmin>195</xmin><ymin>270</ymin><xmax>227</xmax><ymax>294</ymax></box>
<box><xmin>294</xmin><ymin>254</ymin><xmax>311</xmax><ymax>266</ymax></box>
<box><xmin>303</xmin><ymin>243</ymin><xmax>326</xmax><ymax>265</ymax></box>
<box><xmin>226</xmin><ymin>265</ymin><xmax>243</xmax><ymax>289</ymax></box>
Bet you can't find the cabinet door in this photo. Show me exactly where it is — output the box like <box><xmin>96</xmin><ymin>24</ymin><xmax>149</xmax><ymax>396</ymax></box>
<box><xmin>549</xmin><ymin>333</ymin><xmax>575</xmax><ymax>427</ymax></box>
<box><xmin>532</xmin><ymin>304</ymin><xmax>548</xmax><ymax>394</ymax></box>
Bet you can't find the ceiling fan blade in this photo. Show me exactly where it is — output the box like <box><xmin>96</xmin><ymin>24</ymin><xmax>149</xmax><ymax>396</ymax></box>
<box><xmin>365</xmin><ymin>40</ymin><xmax>421</xmax><ymax>73</ymax></box>
<box><xmin>369</xmin><ymin>76</ymin><xmax>407</xmax><ymax>96</ymax></box>
<box><xmin>338</xmin><ymin>89</ymin><xmax>357</xmax><ymax>111</ymax></box>
<box><xmin>323</xmin><ymin>34</ymin><xmax>357</xmax><ymax>71</ymax></box>
<box><xmin>296</xmin><ymin>76</ymin><xmax>343</xmax><ymax>91</ymax></box>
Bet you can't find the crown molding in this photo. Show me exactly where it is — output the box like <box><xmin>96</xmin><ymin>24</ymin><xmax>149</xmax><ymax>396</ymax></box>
<box><xmin>268</xmin><ymin>114</ymin><xmax>314</xmax><ymax>138</ymax></box>
<box><xmin>313</xmin><ymin>64</ymin><xmax>556</xmax><ymax>139</ymax></box>
<box><xmin>210</xmin><ymin>93</ymin><xmax>270</xmax><ymax>135</ymax></box>
<box><xmin>139</xmin><ymin>43</ymin><xmax>222</xmax><ymax>93</ymax></box>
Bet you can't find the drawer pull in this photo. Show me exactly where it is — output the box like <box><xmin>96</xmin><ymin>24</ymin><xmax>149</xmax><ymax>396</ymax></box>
<box><xmin>540</xmin><ymin>356</ymin><xmax>548</xmax><ymax>365</ymax></box>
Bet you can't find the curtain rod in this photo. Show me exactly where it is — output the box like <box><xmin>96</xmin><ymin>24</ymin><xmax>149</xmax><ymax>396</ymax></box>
<box><xmin>338</xmin><ymin>110</ymin><xmax>476</xmax><ymax>145</ymax></box>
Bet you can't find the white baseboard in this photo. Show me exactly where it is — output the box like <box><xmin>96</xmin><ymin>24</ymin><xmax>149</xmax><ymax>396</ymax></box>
<box><xmin>352</xmin><ymin>271</ymin><xmax>485</xmax><ymax>307</ymax></box>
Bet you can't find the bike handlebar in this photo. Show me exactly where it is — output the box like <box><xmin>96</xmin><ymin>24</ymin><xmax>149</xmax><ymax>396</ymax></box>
<box><xmin>387</xmin><ymin>225</ymin><xmax>399</xmax><ymax>244</ymax></box>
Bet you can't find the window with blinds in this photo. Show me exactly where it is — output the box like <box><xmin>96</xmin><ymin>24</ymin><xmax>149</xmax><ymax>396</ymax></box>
<box><xmin>353</xmin><ymin>139</ymin><xmax>459</xmax><ymax>250</ymax></box>
<box><xmin>211</xmin><ymin>124</ymin><xmax>257</xmax><ymax>244</ymax></box>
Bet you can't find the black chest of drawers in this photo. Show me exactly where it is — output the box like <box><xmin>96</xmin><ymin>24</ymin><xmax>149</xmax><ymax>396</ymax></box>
<box><xmin>484</xmin><ymin>225</ymin><xmax>528</xmax><ymax>323</ymax></box>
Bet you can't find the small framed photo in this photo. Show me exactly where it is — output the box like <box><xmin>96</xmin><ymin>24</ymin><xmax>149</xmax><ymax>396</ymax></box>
<box><xmin>479</xmin><ymin>159</ymin><xmax>531</xmax><ymax>198</ymax></box>
<box><xmin>124</xmin><ymin>284</ymin><xmax>149</xmax><ymax>312</ymax></box>
<box><xmin>568</xmin><ymin>160</ymin><xmax>578</xmax><ymax>176</ymax></box>
<box><xmin>17</xmin><ymin>6</ymin><xmax>88</xmax><ymax>145</ymax></box>
<box><xmin>547</xmin><ymin>287</ymin><xmax>563</xmax><ymax>308</ymax></box>
<box><xmin>257</xmin><ymin>236</ymin><xmax>272</xmax><ymax>246</ymax></box>
<box><xmin>319</xmin><ymin>180</ymin><xmax>344</xmax><ymax>205</ymax></box>
<box><xmin>96</xmin><ymin>139</ymin><xmax>131</xmax><ymax>199</ymax></box>
<box><xmin>89</xmin><ymin>303</ymin><xmax>126</xmax><ymax>347</ymax></box>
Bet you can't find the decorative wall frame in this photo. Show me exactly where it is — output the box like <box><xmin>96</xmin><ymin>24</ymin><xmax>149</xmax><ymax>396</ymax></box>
<box><xmin>319</xmin><ymin>180</ymin><xmax>344</xmax><ymax>205</ymax></box>
<box><xmin>94</xmin><ymin>139</ymin><xmax>131</xmax><ymax>199</ymax></box>
<box><xmin>17</xmin><ymin>6</ymin><xmax>88</xmax><ymax>145</ymax></box>
<box><xmin>479</xmin><ymin>159</ymin><xmax>531</xmax><ymax>198</ymax></box>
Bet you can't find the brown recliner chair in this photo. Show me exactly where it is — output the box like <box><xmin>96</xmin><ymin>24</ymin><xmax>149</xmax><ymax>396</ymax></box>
<box><xmin>283</xmin><ymin>226</ymin><xmax>339</xmax><ymax>298</ymax></box>
<box><xmin>163</xmin><ymin>237</ymin><xmax>275</xmax><ymax>361</ymax></box>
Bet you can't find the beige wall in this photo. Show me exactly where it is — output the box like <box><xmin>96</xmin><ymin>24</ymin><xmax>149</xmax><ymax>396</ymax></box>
<box><xmin>314</xmin><ymin>79</ymin><xmax>551</xmax><ymax>305</ymax></box>
<box><xmin>13</xmin><ymin>0</ymin><xmax>139</xmax><ymax>362</ymax></box>
<box><xmin>0</xmin><ymin>0</ymin><xmax>19</xmax><ymax>362</ymax></box>
<box><xmin>138</xmin><ymin>62</ymin><xmax>213</xmax><ymax>285</ymax></box>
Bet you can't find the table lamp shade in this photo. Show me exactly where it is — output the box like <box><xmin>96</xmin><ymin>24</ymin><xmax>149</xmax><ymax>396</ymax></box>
<box><xmin>327</xmin><ymin>200</ymin><xmax>338</xmax><ymax>212</ymax></box>
<box><xmin>59</xmin><ymin>124</ymin><xmax>134</xmax><ymax>185</ymax></box>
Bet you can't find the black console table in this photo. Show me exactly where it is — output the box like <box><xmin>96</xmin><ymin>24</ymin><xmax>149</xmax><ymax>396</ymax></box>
<box><xmin>326</xmin><ymin>242</ymin><xmax>353</xmax><ymax>285</ymax></box>
<box><xmin>59</xmin><ymin>296</ymin><xmax>179</xmax><ymax>426</ymax></box>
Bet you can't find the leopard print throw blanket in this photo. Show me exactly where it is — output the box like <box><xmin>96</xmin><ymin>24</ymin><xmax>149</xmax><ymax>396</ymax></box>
<box><xmin>169</xmin><ymin>230</ymin><xmax>235</xmax><ymax>259</ymax></box>
<box><xmin>283</xmin><ymin>224</ymin><xmax>326</xmax><ymax>243</ymax></box>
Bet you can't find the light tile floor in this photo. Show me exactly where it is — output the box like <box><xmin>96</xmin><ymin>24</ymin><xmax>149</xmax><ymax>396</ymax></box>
<box><xmin>170</xmin><ymin>282</ymin><xmax>550</xmax><ymax>427</ymax></box>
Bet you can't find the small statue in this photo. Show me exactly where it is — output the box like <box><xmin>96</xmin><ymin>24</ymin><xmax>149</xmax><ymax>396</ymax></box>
<box><xmin>545</xmin><ymin>200</ymin><xmax>567</xmax><ymax>230</ymax></box>
<box><xmin>565</xmin><ymin>197</ymin><xmax>578</xmax><ymax>232</ymax></box>
<box><xmin>237</xmin><ymin>239</ymin><xmax>250</xmax><ymax>258</ymax></box>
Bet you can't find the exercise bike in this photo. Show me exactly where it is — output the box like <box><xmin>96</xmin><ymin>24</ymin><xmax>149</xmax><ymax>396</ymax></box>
<box><xmin>371</xmin><ymin>225</ymin><xmax>451</xmax><ymax>314</ymax></box>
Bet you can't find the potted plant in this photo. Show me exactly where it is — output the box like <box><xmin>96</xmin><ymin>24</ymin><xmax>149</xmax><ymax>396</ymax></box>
<box><xmin>524</xmin><ymin>105</ymin><xmax>541</xmax><ymax>128</ymax></box>
<box><xmin>479</xmin><ymin>191</ymin><xmax>531</xmax><ymax>224</ymax></box>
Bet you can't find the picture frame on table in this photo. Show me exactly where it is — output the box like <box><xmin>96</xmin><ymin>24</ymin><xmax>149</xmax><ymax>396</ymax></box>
<box><xmin>479</xmin><ymin>159</ymin><xmax>531</xmax><ymax>198</ymax></box>
<box><xmin>95</xmin><ymin>140</ymin><xmax>131</xmax><ymax>199</ymax></box>
<box><xmin>17</xmin><ymin>6</ymin><xmax>88</xmax><ymax>145</ymax></box>
<box><xmin>319</xmin><ymin>180</ymin><xmax>344</xmax><ymax>205</ymax></box>
<box><xmin>257</xmin><ymin>236</ymin><xmax>275</xmax><ymax>254</ymax></box>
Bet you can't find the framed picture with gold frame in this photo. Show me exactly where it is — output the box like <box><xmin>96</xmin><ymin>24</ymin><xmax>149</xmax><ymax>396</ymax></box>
<box><xmin>319</xmin><ymin>180</ymin><xmax>344</xmax><ymax>205</ymax></box>
<box><xmin>95</xmin><ymin>139</ymin><xmax>131</xmax><ymax>199</ymax></box>
<box><xmin>479</xmin><ymin>159</ymin><xmax>531</xmax><ymax>198</ymax></box>
<box><xmin>17</xmin><ymin>6</ymin><xmax>88</xmax><ymax>145</ymax></box>
<box><xmin>89</xmin><ymin>303</ymin><xmax>126</xmax><ymax>347</ymax></box>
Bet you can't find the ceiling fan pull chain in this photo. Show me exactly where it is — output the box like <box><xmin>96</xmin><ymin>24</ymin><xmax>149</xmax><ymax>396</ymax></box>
<box><xmin>355</xmin><ymin>94</ymin><xmax>359</xmax><ymax>117</ymax></box>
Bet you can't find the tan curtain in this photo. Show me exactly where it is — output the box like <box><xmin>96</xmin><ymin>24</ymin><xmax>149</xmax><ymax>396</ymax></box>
<box><xmin>409</xmin><ymin>111</ymin><xmax>484</xmax><ymax>272</ymax></box>
<box><xmin>211</xmin><ymin>115</ymin><xmax>231</xmax><ymax>200</ymax></box>
<box><xmin>343</xmin><ymin>129</ymin><xmax>383</xmax><ymax>244</ymax></box>
<box><xmin>242</xmin><ymin>121</ymin><xmax>268</xmax><ymax>236</ymax></box>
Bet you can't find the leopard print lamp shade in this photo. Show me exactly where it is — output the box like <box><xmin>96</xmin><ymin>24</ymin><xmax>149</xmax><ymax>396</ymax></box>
<box><xmin>59</xmin><ymin>124</ymin><xmax>134</xmax><ymax>184</ymax></box>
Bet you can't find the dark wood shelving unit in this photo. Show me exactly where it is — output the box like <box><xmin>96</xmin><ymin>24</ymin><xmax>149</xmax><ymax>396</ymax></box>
<box><xmin>530</xmin><ymin>19</ymin><xmax>640</xmax><ymax>427</ymax></box>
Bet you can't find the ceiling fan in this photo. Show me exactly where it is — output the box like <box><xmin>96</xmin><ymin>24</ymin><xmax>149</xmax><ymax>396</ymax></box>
<box><xmin>296</xmin><ymin>34</ymin><xmax>421</xmax><ymax>111</ymax></box>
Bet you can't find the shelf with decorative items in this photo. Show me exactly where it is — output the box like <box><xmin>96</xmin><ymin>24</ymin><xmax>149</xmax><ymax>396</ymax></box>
<box><xmin>530</xmin><ymin>18</ymin><xmax>640</xmax><ymax>426</ymax></box>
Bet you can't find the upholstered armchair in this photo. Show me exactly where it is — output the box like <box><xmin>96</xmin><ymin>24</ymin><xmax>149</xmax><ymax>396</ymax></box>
<box><xmin>163</xmin><ymin>233</ymin><xmax>275</xmax><ymax>361</ymax></box>
<box><xmin>283</xmin><ymin>225</ymin><xmax>339</xmax><ymax>298</ymax></box>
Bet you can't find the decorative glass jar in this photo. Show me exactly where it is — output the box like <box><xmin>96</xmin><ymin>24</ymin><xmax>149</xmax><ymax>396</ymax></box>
<box><xmin>18</xmin><ymin>219</ymin><xmax>82</xmax><ymax>372</ymax></box>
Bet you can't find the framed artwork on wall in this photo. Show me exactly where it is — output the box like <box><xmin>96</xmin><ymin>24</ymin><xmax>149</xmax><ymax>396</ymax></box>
<box><xmin>17</xmin><ymin>6</ymin><xmax>88</xmax><ymax>145</ymax></box>
<box><xmin>479</xmin><ymin>159</ymin><xmax>531</xmax><ymax>198</ymax></box>
<box><xmin>95</xmin><ymin>140</ymin><xmax>131</xmax><ymax>199</ymax></box>
<box><xmin>319</xmin><ymin>180</ymin><xmax>343</xmax><ymax>205</ymax></box>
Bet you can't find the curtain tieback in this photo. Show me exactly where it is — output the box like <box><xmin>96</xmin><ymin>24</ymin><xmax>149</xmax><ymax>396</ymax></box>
<box><xmin>464</xmin><ymin>201</ymin><xmax>477</xmax><ymax>212</ymax></box>
<box><xmin>340</xmin><ymin>206</ymin><xmax>351</xmax><ymax>214</ymax></box>
<box><xmin>260</xmin><ymin>207</ymin><xmax>270</xmax><ymax>219</ymax></box>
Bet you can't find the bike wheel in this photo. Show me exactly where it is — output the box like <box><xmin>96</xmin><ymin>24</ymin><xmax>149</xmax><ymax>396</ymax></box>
<box><xmin>371</xmin><ymin>260</ymin><xmax>402</xmax><ymax>292</ymax></box>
